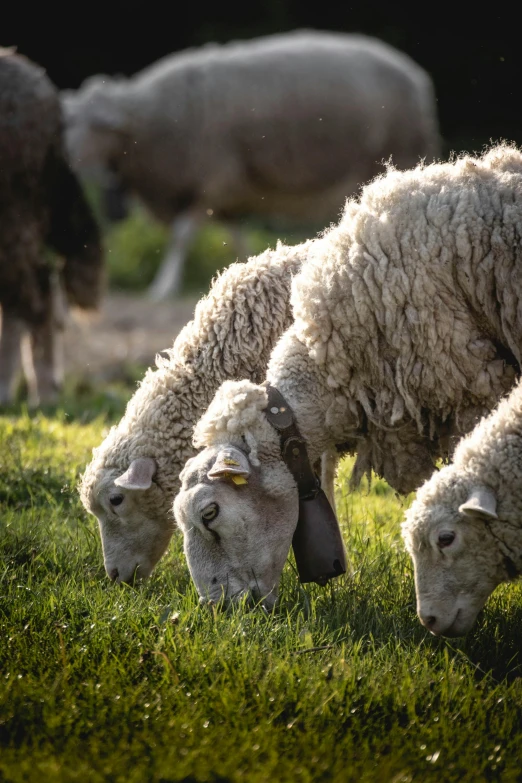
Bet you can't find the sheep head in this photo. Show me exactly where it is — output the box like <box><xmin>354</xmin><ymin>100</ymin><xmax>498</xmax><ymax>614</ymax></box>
<box><xmin>80</xmin><ymin>456</ymin><xmax>175</xmax><ymax>584</ymax></box>
<box><xmin>60</xmin><ymin>75</ymin><xmax>128</xmax><ymax>172</ymax></box>
<box><xmin>402</xmin><ymin>467</ymin><xmax>509</xmax><ymax>637</ymax></box>
<box><xmin>173</xmin><ymin>381</ymin><xmax>299</xmax><ymax>608</ymax></box>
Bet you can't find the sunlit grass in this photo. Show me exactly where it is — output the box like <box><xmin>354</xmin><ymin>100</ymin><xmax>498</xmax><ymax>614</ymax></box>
<box><xmin>1</xmin><ymin>398</ymin><xmax>522</xmax><ymax>782</ymax></box>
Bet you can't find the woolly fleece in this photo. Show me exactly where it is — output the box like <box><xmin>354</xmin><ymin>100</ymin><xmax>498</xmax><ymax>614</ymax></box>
<box><xmin>80</xmin><ymin>242</ymin><xmax>307</xmax><ymax>535</ymax></box>
<box><xmin>63</xmin><ymin>30</ymin><xmax>439</xmax><ymax>226</ymax></box>
<box><xmin>194</xmin><ymin>145</ymin><xmax>522</xmax><ymax>496</ymax></box>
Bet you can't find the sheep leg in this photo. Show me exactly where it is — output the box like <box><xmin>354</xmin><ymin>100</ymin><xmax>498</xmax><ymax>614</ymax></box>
<box><xmin>22</xmin><ymin>282</ymin><xmax>64</xmax><ymax>407</ymax></box>
<box><xmin>320</xmin><ymin>450</ymin><xmax>339</xmax><ymax>515</ymax></box>
<box><xmin>148</xmin><ymin>212</ymin><xmax>201</xmax><ymax>301</ymax></box>
<box><xmin>0</xmin><ymin>310</ymin><xmax>25</xmax><ymax>405</ymax></box>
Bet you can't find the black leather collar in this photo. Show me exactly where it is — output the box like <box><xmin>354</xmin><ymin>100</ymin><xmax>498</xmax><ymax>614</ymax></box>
<box><xmin>262</xmin><ymin>384</ymin><xmax>320</xmax><ymax>501</ymax></box>
<box><xmin>261</xmin><ymin>383</ymin><xmax>347</xmax><ymax>586</ymax></box>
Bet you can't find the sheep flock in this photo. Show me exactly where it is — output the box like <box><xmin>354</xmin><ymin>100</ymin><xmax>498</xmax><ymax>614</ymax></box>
<box><xmin>3</xmin><ymin>30</ymin><xmax>522</xmax><ymax>640</ymax></box>
<box><xmin>174</xmin><ymin>145</ymin><xmax>522</xmax><ymax>615</ymax></box>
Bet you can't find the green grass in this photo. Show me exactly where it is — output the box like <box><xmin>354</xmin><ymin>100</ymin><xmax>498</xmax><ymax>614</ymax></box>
<box><xmin>1</xmin><ymin>387</ymin><xmax>522</xmax><ymax>782</ymax></box>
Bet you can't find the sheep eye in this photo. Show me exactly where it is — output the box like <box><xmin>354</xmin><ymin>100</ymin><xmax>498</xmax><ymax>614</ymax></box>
<box><xmin>109</xmin><ymin>494</ymin><xmax>124</xmax><ymax>507</ymax></box>
<box><xmin>438</xmin><ymin>531</ymin><xmax>455</xmax><ymax>549</ymax></box>
<box><xmin>201</xmin><ymin>503</ymin><xmax>219</xmax><ymax>524</ymax></box>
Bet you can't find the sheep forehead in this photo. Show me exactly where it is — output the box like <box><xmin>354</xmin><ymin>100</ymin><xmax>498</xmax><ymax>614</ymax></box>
<box><xmin>79</xmin><ymin>462</ymin><xmax>107</xmax><ymax>510</ymax></box>
<box><xmin>404</xmin><ymin>500</ymin><xmax>456</xmax><ymax>552</ymax></box>
<box><xmin>85</xmin><ymin>464</ymin><xmax>145</xmax><ymax>507</ymax></box>
<box><xmin>180</xmin><ymin>446</ymin><xmax>222</xmax><ymax>489</ymax></box>
<box><xmin>90</xmin><ymin>467</ymin><xmax>168</xmax><ymax>530</ymax></box>
<box><xmin>83</xmin><ymin>467</ymin><xmax>124</xmax><ymax>513</ymax></box>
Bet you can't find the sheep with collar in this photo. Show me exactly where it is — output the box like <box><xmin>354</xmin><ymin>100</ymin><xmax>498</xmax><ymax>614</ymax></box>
<box><xmin>79</xmin><ymin>241</ymin><xmax>331</xmax><ymax>583</ymax></box>
<box><xmin>61</xmin><ymin>29</ymin><xmax>439</xmax><ymax>300</ymax></box>
<box><xmin>0</xmin><ymin>49</ymin><xmax>103</xmax><ymax>406</ymax></box>
<box><xmin>402</xmin><ymin>378</ymin><xmax>522</xmax><ymax>637</ymax></box>
<box><xmin>174</xmin><ymin>144</ymin><xmax>522</xmax><ymax>609</ymax></box>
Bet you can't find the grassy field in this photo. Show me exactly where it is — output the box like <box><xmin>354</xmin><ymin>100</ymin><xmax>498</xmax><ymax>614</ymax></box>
<box><xmin>1</xmin><ymin>384</ymin><xmax>522</xmax><ymax>783</ymax></box>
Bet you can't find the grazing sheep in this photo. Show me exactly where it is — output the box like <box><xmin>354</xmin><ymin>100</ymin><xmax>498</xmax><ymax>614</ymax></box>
<box><xmin>174</xmin><ymin>144</ymin><xmax>522</xmax><ymax>608</ymax></box>
<box><xmin>79</xmin><ymin>241</ymin><xmax>329</xmax><ymax>583</ymax></box>
<box><xmin>0</xmin><ymin>48</ymin><xmax>103</xmax><ymax>406</ymax></box>
<box><xmin>402</xmin><ymin>379</ymin><xmax>522</xmax><ymax>637</ymax></box>
<box><xmin>61</xmin><ymin>30</ymin><xmax>440</xmax><ymax>300</ymax></box>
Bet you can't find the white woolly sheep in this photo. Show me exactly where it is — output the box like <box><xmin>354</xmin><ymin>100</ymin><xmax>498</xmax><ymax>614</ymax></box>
<box><xmin>402</xmin><ymin>378</ymin><xmax>522</xmax><ymax>637</ymax></box>
<box><xmin>0</xmin><ymin>49</ymin><xmax>103</xmax><ymax>406</ymax></box>
<box><xmin>61</xmin><ymin>30</ymin><xmax>439</xmax><ymax>300</ymax></box>
<box><xmin>173</xmin><ymin>144</ymin><xmax>522</xmax><ymax>608</ymax></box>
<box><xmin>79</xmin><ymin>240</ymin><xmax>340</xmax><ymax>583</ymax></box>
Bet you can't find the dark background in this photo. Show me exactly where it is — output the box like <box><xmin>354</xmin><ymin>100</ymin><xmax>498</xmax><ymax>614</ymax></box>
<box><xmin>6</xmin><ymin>3</ymin><xmax>521</xmax><ymax>152</ymax></box>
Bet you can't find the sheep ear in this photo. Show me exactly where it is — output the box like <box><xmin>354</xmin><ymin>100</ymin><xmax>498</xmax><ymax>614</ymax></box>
<box><xmin>208</xmin><ymin>447</ymin><xmax>251</xmax><ymax>484</ymax></box>
<box><xmin>114</xmin><ymin>458</ymin><xmax>157</xmax><ymax>490</ymax></box>
<box><xmin>459</xmin><ymin>486</ymin><xmax>498</xmax><ymax>520</ymax></box>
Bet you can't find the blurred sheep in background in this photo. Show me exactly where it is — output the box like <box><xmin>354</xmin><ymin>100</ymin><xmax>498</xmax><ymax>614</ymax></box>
<box><xmin>61</xmin><ymin>30</ymin><xmax>440</xmax><ymax>301</ymax></box>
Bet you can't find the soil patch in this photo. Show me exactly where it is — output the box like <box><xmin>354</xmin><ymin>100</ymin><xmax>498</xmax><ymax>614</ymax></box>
<box><xmin>63</xmin><ymin>292</ymin><xmax>198</xmax><ymax>382</ymax></box>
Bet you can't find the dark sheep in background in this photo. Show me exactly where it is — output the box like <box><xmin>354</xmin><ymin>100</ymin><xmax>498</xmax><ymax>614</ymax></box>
<box><xmin>0</xmin><ymin>48</ymin><xmax>104</xmax><ymax>406</ymax></box>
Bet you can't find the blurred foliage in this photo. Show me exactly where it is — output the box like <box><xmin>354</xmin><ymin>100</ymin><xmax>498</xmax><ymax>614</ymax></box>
<box><xmin>82</xmin><ymin>180</ymin><xmax>315</xmax><ymax>296</ymax></box>
<box><xmin>104</xmin><ymin>208</ymin><xmax>169</xmax><ymax>291</ymax></box>
<box><xmin>103</xmin><ymin>205</ymin><xmax>315</xmax><ymax>296</ymax></box>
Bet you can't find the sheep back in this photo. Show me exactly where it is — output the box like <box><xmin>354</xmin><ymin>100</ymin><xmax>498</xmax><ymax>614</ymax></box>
<box><xmin>68</xmin><ymin>31</ymin><xmax>440</xmax><ymax>225</ymax></box>
<box><xmin>291</xmin><ymin>145</ymin><xmax>522</xmax><ymax>489</ymax></box>
<box><xmin>450</xmin><ymin>378</ymin><xmax>522</xmax><ymax>514</ymax></box>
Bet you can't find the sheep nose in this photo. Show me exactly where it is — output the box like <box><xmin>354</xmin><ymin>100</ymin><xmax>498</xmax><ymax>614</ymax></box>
<box><xmin>108</xmin><ymin>567</ymin><xmax>119</xmax><ymax>582</ymax></box>
<box><xmin>419</xmin><ymin>612</ymin><xmax>437</xmax><ymax>630</ymax></box>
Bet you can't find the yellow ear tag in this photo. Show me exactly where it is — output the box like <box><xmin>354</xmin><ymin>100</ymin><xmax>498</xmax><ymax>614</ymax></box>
<box><xmin>223</xmin><ymin>458</ymin><xmax>240</xmax><ymax>466</ymax></box>
<box><xmin>231</xmin><ymin>475</ymin><xmax>248</xmax><ymax>485</ymax></box>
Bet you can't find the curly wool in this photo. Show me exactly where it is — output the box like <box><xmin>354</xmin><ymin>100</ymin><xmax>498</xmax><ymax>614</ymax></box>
<box><xmin>286</xmin><ymin>144</ymin><xmax>522</xmax><ymax>490</ymax></box>
<box><xmin>80</xmin><ymin>241</ymin><xmax>308</xmax><ymax>517</ymax></box>
<box><xmin>193</xmin><ymin>380</ymin><xmax>271</xmax><ymax>466</ymax></box>
<box><xmin>454</xmin><ymin>380</ymin><xmax>522</xmax><ymax>568</ymax></box>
